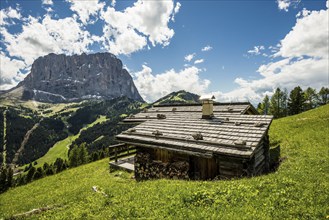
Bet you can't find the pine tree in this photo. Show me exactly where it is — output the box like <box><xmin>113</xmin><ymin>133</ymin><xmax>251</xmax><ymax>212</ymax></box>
<box><xmin>303</xmin><ymin>87</ymin><xmax>317</xmax><ymax>110</ymax></box>
<box><xmin>45</xmin><ymin>165</ymin><xmax>55</xmax><ymax>175</ymax></box>
<box><xmin>288</xmin><ymin>86</ymin><xmax>305</xmax><ymax>115</ymax></box>
<box><xmin>69</xmin><ymin>145</ymin><xmax>80</xmax><ymax>167</ymax></box>
<box><xmin>92</xmin><ymin>152</ymin><xmax>100</xmax><ymax>161</ymax></box>
<box><xmin>79</xmin><ymin>143</ymin><xmax>89</xmax><ymax>165</ymax></box>
<box><xmin>43</xmin><ymin>162</ymin><xmax>50</xmax><ymax>171</ymax></box>
<box><xmin>33</xmin><ymin>167</ymin><xmax>45</xmax><ymax>180</ymax></box>
<box><xmin>0</xmin><ymin>167</ymin><xmax>8</xmax><ymax>192</ymax></box>
<box><xmin>17</xmin><ymin>175</ymin><xmax>26</xmax><ymax>186</ymax></box>
<box><xmin>269</xmin><ymin>88</ymin><xmax>287</xmax><ymax>118</ymax></box>
<box><xmin>54</xmin><ymin>158</ymin><xmax>65</xmax><ymax>172</ymax></box>
<box><xmin>26</xmin><ymin>166</ymin><xmax>36</xmax><ymax>183</ymax></box>
<box><xmin>318</xmin><ymin>87</ymin><xmax>329</xmax><ymax>105</ymax></box>
<box><xmin>6</xmin><ymin>168</ymin><xmax>13</xmax><ymax>188</ymax></box>
<box><xmin>257</xmin><ymin>95</ymin><xmax>270</xmax><ymax>115</ymax></box>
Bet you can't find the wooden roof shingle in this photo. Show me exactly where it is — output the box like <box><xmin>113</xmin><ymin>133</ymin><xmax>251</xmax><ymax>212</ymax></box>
<box><xmin>116</xmin><ymin>103</ymin><xmax>273</xmax><ymax>158</ymax></box>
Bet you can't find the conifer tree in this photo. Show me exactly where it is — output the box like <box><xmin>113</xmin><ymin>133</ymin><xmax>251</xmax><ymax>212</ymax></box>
<box><xmin>26</xmin><ymin>166</ymin><xmax>36</xmax><ymax>183</ymax></box>
<box><xmin>0</xmin><ymin>167</ymin><xmax>8</xmax><ymax>192</ymax></box>
<box><xmin>303</xmin><ymin>87</ymin><xmax>317</xmax><ymax>110</ymax></box>
<box><xmin>69</xmin><ymin>145</ymin><xmax>80</xmax><ymax>167</ymax></box>
<box><xmin>318</xmin><ymin>87</ymin><xmax>329</xmax><ymax>105</ymax></box>
<box><xmin>257</xmin><ymin>95</ymin><xmax>270</xmax><ymax>115</ymax></box>
<box><xmin>269</xmin><ymin>88</ymin><xmax>287</xmax><ymax>118</ymax></box>
<box><xmin>6</xmin><ymin>168</ymin><xmax>13</xmax><ymax>188</ymax></box>
<box><xmin>288</xmin><ymin>86</ymin><xmax>305</xmax><ymax>115</ymax></box>
<box><xmin>33</xmin><ymin>167</ymin><xmax>45</xmax><ymax>180</ymax></box>
<box><xmin>79</xmin><ymin>143</ymin><xmax>89</xmax><ymax>165</ymax></box>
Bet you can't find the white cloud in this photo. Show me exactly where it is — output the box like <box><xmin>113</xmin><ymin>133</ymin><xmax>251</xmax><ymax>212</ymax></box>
<box><xmin>0</xmin><ymin>14</ymin><xmax>94</xmax><ymax>89</ymax></box>
<box><xmin>215</xmin><ymin>6</ymin><xmax>329</xmax><ymax>103</ymax></box>
<box><xmin>100</xmin><ymin>0</ymin><xmax>176</xmax><ymax>55</ymax></box>
<box><xmin>42</xmin><ymin>0</ymin><xmax>53</xmax><ymax>5</ymax></box>
<box><xmin>247</xmin><ymin>45</ymin><xmax>265</xmax><ymax>55</ymax></box>
<box><xmin>0</xmin><ymin>1</ymin><xmax>181</xmax><ymax>89</ymax></box>
<box><xmin>111</xmin><ymin>0</ymin><xmax>116</xmax><ymax>7</ymax></box>
<box><xmin>67</xmin><ymin>0</ymin><xmax>105</xmax><ymax>25</ymax></box>
<box><xmin>102</xmin><ymin>25</ymin><xmax>147</xmax><ymax>55</ymax></box>
<box><xmin>277</xmin><ymin>0</ymin><xmax>291</xmax><ymax>11</ymax></box>
<box><xmin>171</xmin><ymin>2</ymin><xmax>181</xmax><ymax>21</ymax></box>
<box><xmin>184</xmin><ymin>53</ymin><xmax>195</xmax><ymax>62</ymax></box>
<box><xmin>276</xmin><ymin>8</ymin><xmax>328</xmax><ymax>58</ymax></box>
<box><xmin>277</xmin><ymin>0</ymin><xmax>301</xmax><ymax>12</ymax></box>
<box><xmin>1</xmin><ymin>15</ymin><xmax>93</xmax><ymax>66</ymax></box>
<box><xmin>0</xmin><ymin>51</ymin><xmax>26</xmax><ymax>90</ymax></box>
<box><xmin>0</xmin><ymin>6</ymin><xmax>21</xmax><ymax>26</ymax></box>
<box><xmin>194</xmin><ymin>59</ymin><xmax>204</xmax><ymax>64</ymax></box>
<box><xmin>132</xmin><ymin>65</ymin><xmax>210</xmax><ymax>102</ymax></box>
<box><xmin>201</xmin><ymin>45</ymin><xmax>212</xmax><ymax>52</ymax></box>
<box><xmin>296</xmin><ymin>8</ymin><xmax>310</xmax><ymax>18</ymax></box>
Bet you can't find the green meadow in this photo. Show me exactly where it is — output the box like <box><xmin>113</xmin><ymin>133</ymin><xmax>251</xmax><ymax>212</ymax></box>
<box><xmin>1</xmin><ymin>105</ymin><xmax>328</xmax><ymax>219</ymax></box>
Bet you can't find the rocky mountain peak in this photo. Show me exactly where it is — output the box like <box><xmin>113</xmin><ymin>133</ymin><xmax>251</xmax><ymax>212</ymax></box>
<box><xmin>18</xmin><ymin>52</ymin><xmax>143</xmax><ymax>103</ymax></box>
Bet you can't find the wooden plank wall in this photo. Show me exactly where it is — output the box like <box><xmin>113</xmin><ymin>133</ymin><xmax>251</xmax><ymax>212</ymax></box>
<box><xmin>136</xmin><ymin>137</ymin><xmax>270</xmax><ymax>180</ymax></box>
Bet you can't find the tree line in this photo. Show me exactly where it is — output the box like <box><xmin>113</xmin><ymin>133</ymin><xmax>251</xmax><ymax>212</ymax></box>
<box><xmin>0</xmin><ymin>142</ymin><xmax>111</xmax><ymax>194</ymax></box>
<box><xmin>257</xmin><ymin>86</ymin><xmax>329</xmax><ymax>118</ymax></box>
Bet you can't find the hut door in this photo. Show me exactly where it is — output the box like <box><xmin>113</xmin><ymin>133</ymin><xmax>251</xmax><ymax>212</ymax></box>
<box><xmin>189</xmin><ymin>156</ymin><xmax>200</xmax><ymax>180</ymax></box>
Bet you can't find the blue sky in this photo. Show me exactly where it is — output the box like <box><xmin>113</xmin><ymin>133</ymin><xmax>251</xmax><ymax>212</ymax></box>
<box><xmin>0</xmin><ymin>0</ymin><xmax>328</xmax><ymax>102</ymax></box>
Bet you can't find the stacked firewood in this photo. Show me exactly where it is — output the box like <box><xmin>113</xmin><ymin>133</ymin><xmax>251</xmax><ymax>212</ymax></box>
<box><xmin>135</xmin><ymin>152</ymin><xmax>189</xmax><ymax>181</ymax></box>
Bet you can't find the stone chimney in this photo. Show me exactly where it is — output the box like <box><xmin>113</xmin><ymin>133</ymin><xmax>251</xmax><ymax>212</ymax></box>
<box><xmin>200</xmin><ymin>95</ymin><xmax>215</xmax><ymax>119</ymax></box>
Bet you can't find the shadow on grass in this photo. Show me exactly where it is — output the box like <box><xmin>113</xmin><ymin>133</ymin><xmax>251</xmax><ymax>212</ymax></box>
<box><xmin>269</xmin><ymin>145</ymin><xmax>287</xmax><ymax>173</ymax></box>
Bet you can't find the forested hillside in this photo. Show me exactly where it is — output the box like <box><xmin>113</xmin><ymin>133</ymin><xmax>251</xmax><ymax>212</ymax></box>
<box><xmin>0</xmin><ymin>96</ymin><xmax>143</xmax><ymax>167</ymax></box>
<box><xmin>153</xmin><ymin>90</ymin><xmax>200</xmax><ymax>105</ymax></box>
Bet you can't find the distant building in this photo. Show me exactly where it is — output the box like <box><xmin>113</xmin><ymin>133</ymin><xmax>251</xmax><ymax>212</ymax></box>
<box><xmin>116</xmin><ymin>98</ymin><xmax>273</xmax><ymax>180</ymax></box>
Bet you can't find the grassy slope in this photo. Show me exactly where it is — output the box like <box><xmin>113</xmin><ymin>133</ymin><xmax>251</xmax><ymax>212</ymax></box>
<box><xmin>31</xmin><ymin>115</ymin><xmax>109</xmax><ymax>168</ymax></box>
<box><xmin>1</xmin><ymin>105</ymin><xmax>328</xmax><ymax>219</ymax></box>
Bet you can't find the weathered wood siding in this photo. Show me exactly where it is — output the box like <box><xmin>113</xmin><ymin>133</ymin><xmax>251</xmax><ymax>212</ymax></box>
<box><xmin>134</xmin><ymin>131</ymin><xmax>270</xmax><ymax>181</ymax></box>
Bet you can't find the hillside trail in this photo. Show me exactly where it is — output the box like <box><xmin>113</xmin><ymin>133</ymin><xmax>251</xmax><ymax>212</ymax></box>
<box><xmin>2</xmin><ymin>109</ymin><xmax>7</xmax><ymax>166</ymax></box>
<box><xmin>11</xmin><ymin>119</ymin><xmax>43</xmax><ymax>167</ymax></box>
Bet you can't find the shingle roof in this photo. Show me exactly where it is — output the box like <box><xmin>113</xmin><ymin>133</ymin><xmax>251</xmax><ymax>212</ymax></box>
<box><xmin>123</xmin><ymin>102</ymin><xmax>258</xmax><ymax>123</ymax></box>
<box><xmin>116</xmin><ymin>103</ymin><xmax>273</xmax><ymax>158</ymax></box>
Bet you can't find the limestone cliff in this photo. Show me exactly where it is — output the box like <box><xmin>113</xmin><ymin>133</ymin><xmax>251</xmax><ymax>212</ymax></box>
<box><xmin>18</xmin><ymin>53</ymin><xmax>143</xmax><ymax>103</ymax></box>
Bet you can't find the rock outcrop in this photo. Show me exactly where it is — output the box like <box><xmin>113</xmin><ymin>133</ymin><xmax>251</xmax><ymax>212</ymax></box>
<box><xmin>18</xmin><ymin>53</ymin><xmax>143</xmax><ymax>103</ymax></box>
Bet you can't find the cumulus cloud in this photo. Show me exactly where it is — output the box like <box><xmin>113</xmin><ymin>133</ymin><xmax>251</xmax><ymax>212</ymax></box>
<box><xmin>277</xmin><ymin>0</ymin><xmax>301</xmax><ymax>12</ymax></box>
<box><xmin>296</xmin><ymin>8</ymin><xmax>310</xmax><ymax>18</ymax></box>
<box><xmin>42</xmin><ymin>0</ymin><xmax>53</xmax><ymax>5</ymax></box>
<box><xmin>194</xmin><ymin>59</ymin><xmax>204</xmax><ymax>64</ymax></box>
<box><xmin>132</xmin><ymin>65</ymin><xmax>210</xmax><ymax>102</ymax></box>
<box><xmin>276</xmin><ymin>8</ymin><xmax>328</xmax><ymax>58</ymax></box>
<box><xmin>0</xmin><ymin>6</ymin><xmax>21</xmax><ymax>26</ymax></box>
<box><xmin>277</xmin><ymin>0</ymin><xmax>291</xmax><ymax>11</ymax></box>
<box><xmin>184</xmin><ymin>53</ymin><xmax>195</xmax><ymax>62</ymax></box>
<box><xmin>201</xmin><ymin>45</ymin><xmax>212</xmax><ymax>52</ymax></box>
<box><xmin>215</xmin><ymin>5</ymin><xmax>329</xmax><ymax>103</ymax></box>
<box><xmin>0</xmin><ymin>14</ymin><xmax>94</xmax><ymax>89</ymax></box>
<box><xmin>1</xmin><ymin>15</ymin><xmax>93</xmax><ymax>66</ymax></box>
<box><xmin>67</xmin><ymin>0</ymin><xmax>105</xmax><ymax>25</ymax></box>
<box><xmin>0</xmin><ymin>51</ymin><xmax>26</xmax><ymax>90</ymax></box>
<box><xmin>171</xmin><ymin>2</ymin><xmax>181</xmax><ymax>21</ymax></box>
<box><xmin>1</xmin><ymin>1</ymin><xmax>180</xmax><ymax>89</ymax></box>
<box><xmin>100</xmin><ymin>0</ymin><xmax>177</xmax><ymax>55</ymax></box>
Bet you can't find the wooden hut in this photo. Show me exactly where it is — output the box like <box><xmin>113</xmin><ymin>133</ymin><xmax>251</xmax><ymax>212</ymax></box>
<box><xmin>116</xmin><ymin>99</ymin><xmax>273</xmax><ymax>180</ymax></box>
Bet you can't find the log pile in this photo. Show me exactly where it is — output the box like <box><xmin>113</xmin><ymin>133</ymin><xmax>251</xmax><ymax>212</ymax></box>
<box><xmin>135</xmin><ymin>151</ymin><xmax>189</xmax><ymax>181</ymax></box>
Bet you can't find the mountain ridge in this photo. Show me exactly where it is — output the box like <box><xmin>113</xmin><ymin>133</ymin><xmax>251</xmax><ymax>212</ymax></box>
<box><xmin>7</xmin><ymin>52</ymin><xmax>144</xmax><ymax>103</ymax></box>
<box><xmin>153</xmin><ymin>90</ymin><xmax>200</xmax><ymax>106</ymax></box>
